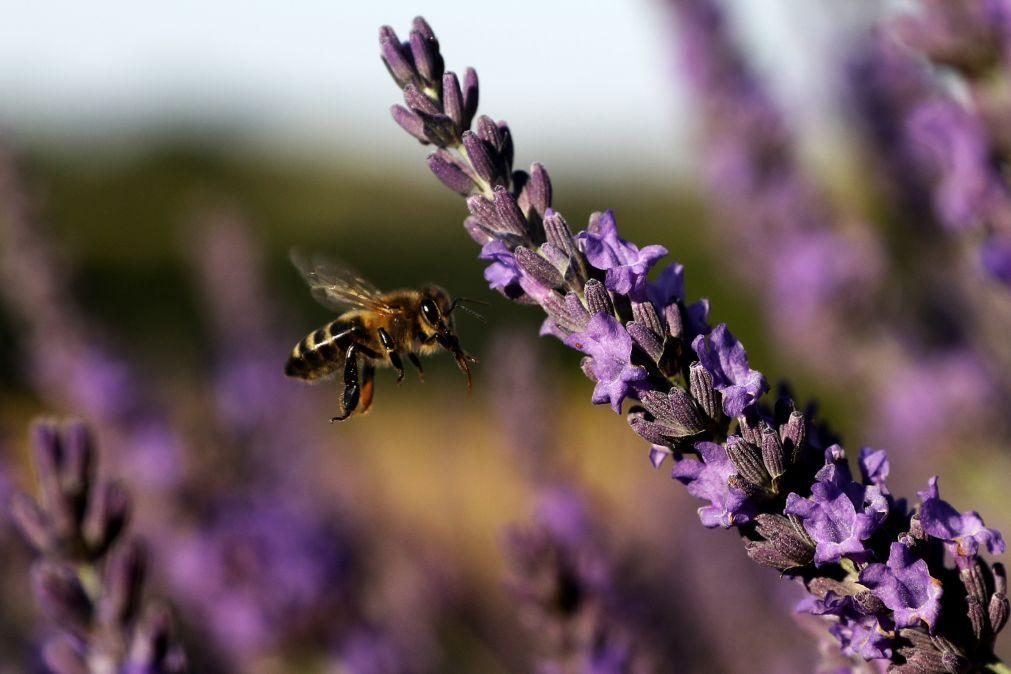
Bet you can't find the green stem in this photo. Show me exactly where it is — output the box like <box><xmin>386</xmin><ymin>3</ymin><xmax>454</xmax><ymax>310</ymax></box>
<box><xmin>985</xmin><ymin>661</ymin><xmax>1011</xmax><ymax>674</ymax></box>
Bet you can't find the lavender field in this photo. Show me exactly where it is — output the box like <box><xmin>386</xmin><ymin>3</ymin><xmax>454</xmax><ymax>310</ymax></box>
<box><xmin>1</xmin><ymin>2</ymin><xmax>1009</xmax><ymax>672</ymax></box>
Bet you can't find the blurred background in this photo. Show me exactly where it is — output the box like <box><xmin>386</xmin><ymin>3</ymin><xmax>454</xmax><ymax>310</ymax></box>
<box><xmin>1</xmin><ymin>0</ymin><xmax>1009</xmax><ymax>672</ymax></box>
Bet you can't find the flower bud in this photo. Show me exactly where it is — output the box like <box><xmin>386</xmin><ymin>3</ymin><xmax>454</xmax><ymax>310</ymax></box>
<box><xmin>752</xmin><ymin>514</ymin><xmax>814</xmax><ymax>568</ymax></box>
<box><xmin>442</xmin><ymin>72</ymin><xmax>464</xmax><ymax>129</ymax></box>
<box><xmin>854</xmin><ymin>590</ymin><xmax>887</xmax><ymax>616</ymax></box>
<box><xmin>524</xmin><ymin>163</ymin><xmax>552</xmax><ymax>218</ymax></box>
<box><xmin>627</xmin><ymin>321</ymin><xmax>664</xmax><ymax>363</ymax></box>
<box><xmin>378</xmin><ymin>26</ymin><xmax>416</xmax><ymax>88</ymax></box>
<box><xmin>493</xmin><ymin>188</ymin><xmax>529</xmax><ymax>236</ymax></box>
<box><xmin>663</xmin><ymin>303</ymin><xmax>683</xmax><ymax>338</ymax></box>
<box><xmin>543</xmin><ymin>211</ymin><xmax>576</xmax><ymax>259</ymax></box>
<box><xmin>541</xmin><ymin>291</ymin><xmax>585</xmax><ymax>334</ymax></box>
<box><xmin>409</xmin><ymin>25</ymin><xmax>443</xmax><ymax>85</ymax></box>
<box><xmin>967</xmin><ymin>597</ymin><xmax>986</xmax><ymax>641</ymax></box>
<box><xmin>760</xmin><ymin>425</ymin><xmax>785</xmax><ymax>483</ymax></box>
<box><xmin>42</xmin><ymin>636</ymin><xmax>88</xmax><ymax>674</ymax></box>
<box><xmin>631</xmin><ymin>301</ymin><xmax>663</xmax><ymax>338</ymax></box>
<box><xmin>463</xmin><ymin>131</ymin><xmax>500</xmax><ymax>185</ymax></box>
<box><xmin>515</xmin><ymin>247</ymin><xmax>563</xmax><ymax>290</ymax></box>
<box><xmin>99</xmin><ymin>538</ymin><xmax>147</xmax><ymax>628</ymax></box>
<box><xmin>403</xmin><ymin>83</ymin><xmax>441</xmax><ymax>116</ymax></box>
<box><xmin>85</xmin><ymin>481</ymin><xmax>131</xmax><ymax>558</ymax></box>
<box><xmin>428</xmin><ymin>150</ymin><xmax>475</xmax><ymax>195</ymax></box>
<box><xmin>991</xmin><ymin>563</ymin><xmax>1009</xmax><ymax>635</ymax></box>
<box><xmin>959</xmin><ymin>556</ymin><xmax>988</xmax><ymax>605</ymax></box>
<box><xmin>639</xmin><ymin>388</ymin><xmax>704</xmax><ymax>438</ymax></box>
<box><xmin>10</xmin><ymin>492</ymin><xmax>52</xmax><ymax>553</ymax></box>
<box><xmin>689</xmin><ymin>361</ymin><xmax>721</xmax><ymax>422</ymax></box>
<box><xmin>563</xmin><ymin>293</ymin><xmax>589</xmax><ymax>330</ymax></box>
<box><xmin>390</xmin><ymin>105</ymin><xmax>429</xmax><ymax>143</ymax></box>
<box><xmin>463</xmin><ymin>217</ymin><xmax>494</xmax><ymax>245</ymax></box>
<box><xmin>780</xmin><ymin>410</ymin><xmax>806</xmax><ymax>465</ymax></box>
<box><xmin>628</xmin><ymin>414</ymin><xmax>670</xmax><ymax>446</ymax></box>
<box><xmin>725</xmin><ymin>436</ymin><xmax>770</xmax><ymax>489</ymax></box>
<box><xmin>32</xmin><ymin>561</ymin><xmax>93</xmax><ymax>638</ymax></box>
<box><xmin>583</xmin><ymin>279</ymin><xmax>613</xmax><ymax>316</ymax></box>
<box><xmin>462</xmin><ymin>68</ymin><xmax>479</xmax><ymax>129</ymax></box>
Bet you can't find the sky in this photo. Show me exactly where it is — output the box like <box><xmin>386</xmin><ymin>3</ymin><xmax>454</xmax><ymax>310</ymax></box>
<box><xmin>0</xmin><ymin>0</ymin><xmax>876</xmax><ymax>177</ymax></box>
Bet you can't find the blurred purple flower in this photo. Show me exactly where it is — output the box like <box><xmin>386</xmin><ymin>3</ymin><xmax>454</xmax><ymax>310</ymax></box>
<box><xmin>167</xmin><ymin>490</ymin><xmax>356</xmax><ymax>663</ymax></box>
<box><xmin>908</xmin><ymin>99</ymin><xmax>1002</xmax><ymax>231</ymax></box>
<box><xmin>983</xmin><ymin>234</ymin><xmax>1011</xmax><ymax>284</ymax></box>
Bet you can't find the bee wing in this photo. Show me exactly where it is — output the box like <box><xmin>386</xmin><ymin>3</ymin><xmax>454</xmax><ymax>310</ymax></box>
<box><xmin>290</xmin><ymin>249</ymin><xmax>395</xmax><ymax>313</ymax></box>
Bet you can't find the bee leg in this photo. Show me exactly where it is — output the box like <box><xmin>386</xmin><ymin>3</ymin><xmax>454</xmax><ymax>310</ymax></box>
<box><xmin>358</xmin><ymin>362</ymin><xmax>376</xmax><ymax>413</ymax></box>
<box><xmin>390</xmin><ymin>352</ymin><xmax>405</xmax><ymax>383</ymax></box>
<box><xmin>331</xmin><ymin>344</ymin><xmax>361</xmax><ymax>423</ymax></box>
<box><xmin>376</xmin><ymin>328</ymin><xmax>405</xmax><ymax>383</ymax></box>
<box><xmin>407</xmin><ymin>352</ymin><xmax>424</xmax><ymax>382</ymax></box>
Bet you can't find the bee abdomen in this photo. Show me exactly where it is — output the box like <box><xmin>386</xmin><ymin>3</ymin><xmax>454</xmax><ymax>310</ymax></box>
<box><xmin>285</xmin><ymin>320</ymin><xmax>354</xmax><ymax>380</ymax></box>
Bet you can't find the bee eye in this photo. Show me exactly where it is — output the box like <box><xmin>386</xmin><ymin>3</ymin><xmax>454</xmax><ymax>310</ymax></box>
<box><xmin>420</xmin><ymin>299</ymin><xmax>440</xmax><ymax>326</ymax></box>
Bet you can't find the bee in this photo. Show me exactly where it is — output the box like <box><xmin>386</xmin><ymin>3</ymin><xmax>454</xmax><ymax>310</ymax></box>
<box><xmin>285</xmin><ymin>251</ymin><xmax>480</xmax><ymax>422</ymax></box>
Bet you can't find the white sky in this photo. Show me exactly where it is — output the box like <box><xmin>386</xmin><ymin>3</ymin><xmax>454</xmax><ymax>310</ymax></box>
<box><xmin>0</xmin><ymin>0</ymin><xmax>877</xmax><ymax>177</ymax></box>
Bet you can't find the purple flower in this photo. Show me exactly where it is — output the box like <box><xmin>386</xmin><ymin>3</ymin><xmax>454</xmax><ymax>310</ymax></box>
<box><xmin>646</xmin><ymin>262</ymin><xmax>684</xmax><ymax>309</ymax></box>
<box><xmin>860</xmin><ymin>542</ymin><xmax>942</xmax><ymax>630</ymax></box>
<box><xmin>785</xmin><ymin>447</ymin><xmax>889</xmax><ymax>565</ymax></box>
<box><xmin>480</xmin><ymin>239</ymin><xmax>522</xmax><ymax>291</ymax></box>
<box><xmin>908</xmin><ymin>99</ymin><xmax>1000</xmax><ymax>231</ymax></box>
<box><xmin>800</xmin><ymin>593</ymin><xmax>893</xmax><ymax>661</ymax></box>
<box><xmin>691</xmin><ymin>324</ymin><xmax>768</xmax><ymax>417</ymax></box>
<box><xmin>917</xmin><ymin>476</ymin><xmax>1006</xmax><ymax>558</ymax></box>
<box><xmin>673</xmin><ymin>441</ymin><xmax>755</xmax><ymax>528</ymax></box>
<box><xmin>564</xmin><ymin>313</ymin><xmax>647</xmax><ymax>413</ymax></box>
<box><xmin>576</xmin><ymin>210</ymin><xmax>667</xmax><ymax>299</ymax></box>
<box><xmin>166</xmin><ymin>491</ymin><xmax>355</xmax><ymax>662</ymax></box>
<box><xmin>858</xmin><ymin>447</ymin><xmax>889</xmax><ymax>488</ymax></box>
<box><xmin>982</xmin><ymin>234</ymin><xmax>1011</xmax><ymax>285</ymax></box>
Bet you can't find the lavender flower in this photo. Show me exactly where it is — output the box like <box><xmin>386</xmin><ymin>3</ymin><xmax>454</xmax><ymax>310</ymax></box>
<box><xmin>666</xmin><ymin>0</ymin><xmax>885</xmax><ymax>352</ymax></box>
<box><xmin>0</xmin><ymin>142</ymin><xmax>182</xmax><ymax>491</ymax></box>
<box><xmin>576</xmin><ymin>210</ymin><xmax>667</xmax><ymax>299</ymax></box>
<box><xmin>892</xmin><ymin>0</ymin><xmax>1011</xmax><ymax>289</ymax></box>
<box><xmin>690</xmin><ymin>324</ymin><xmax>767</xmax><ymax>417</ymax></box>
<box><xmin>917</xmin><ymin>478</ymin><xmax>1006</xmax><ymax>560</ymax></box>
<box><xmin>563</xmin><ymin>313</ymin><xmax>648</xmax><ymax>414</ymax></box>
<box><xmin>182</xmin><ymin>211</ymin><xmax>422</xmax><ymax>672</ymax></box>
<box><xmin>505</xmin><ymin>487</ymin><xmax>647</xmax><ymax>674</ymax></box>
<box><xmin>165</xmin><ymin>489</ymin><xmax>360</xmax><ymax>664</ymax></box>
<box><xmin>860</xmin><ymin>543</ymin><xmax>944</xmax><ymax>630</ymax></box>
<box><xmin>9</xmin><ymin>420</ymin><xmax>186</xmax><ymax>674</ymax></box>
<box><xmin>672</xmin><ymin>440</ymin><xmax>755</xmax><ymax>528</ymax></box>
<box><xmin>377</xmin><ymin>17</ymin><xmax>1009</xmax><ymax>670</ymax></box>
<box><xmin>670</xmin><ymin>0</ymin><xmax>1011</xmax><ymax>477</ymax></box>
<box><xmin>784</xmin><ymin>447</ymin><xmax>889</xmax><ymax>566</ymax></box>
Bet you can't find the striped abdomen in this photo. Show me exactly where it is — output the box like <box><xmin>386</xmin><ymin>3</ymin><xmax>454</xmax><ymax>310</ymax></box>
<box><xmin>285</xmin><ymin>318</ymin><xmax>357</xmax><ymax>380</ymax></box>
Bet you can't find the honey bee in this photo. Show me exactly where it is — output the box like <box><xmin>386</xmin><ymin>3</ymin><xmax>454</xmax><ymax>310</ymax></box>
<box><xmin>285</xmin><ymin>251</ymin><xmax>479</xmax><ymax>422</ymax></box>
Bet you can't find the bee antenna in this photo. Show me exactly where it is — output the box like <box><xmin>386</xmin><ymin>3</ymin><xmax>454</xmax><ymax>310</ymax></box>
<box><xmin>449</xmin><ymin>297</ymin><xmax>487</xmax><ymax>323</ymax></box>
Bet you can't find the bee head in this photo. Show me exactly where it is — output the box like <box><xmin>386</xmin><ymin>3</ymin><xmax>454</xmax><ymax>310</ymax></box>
<box><xmin>419</xmin><ymin>285</ymin><xmax>480</xmax><ymax>389</ymax></box>
<box><xmin>419</xmin><ymin>285</ymin><xmax>455</xmax><ymax>335</ymax></box>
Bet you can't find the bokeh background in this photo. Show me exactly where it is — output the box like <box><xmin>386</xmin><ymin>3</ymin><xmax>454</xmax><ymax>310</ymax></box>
<box><xmin>1</xmin><ymin>1</ymin><xmax>1008</xmax><ymax>672</ymax></box>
